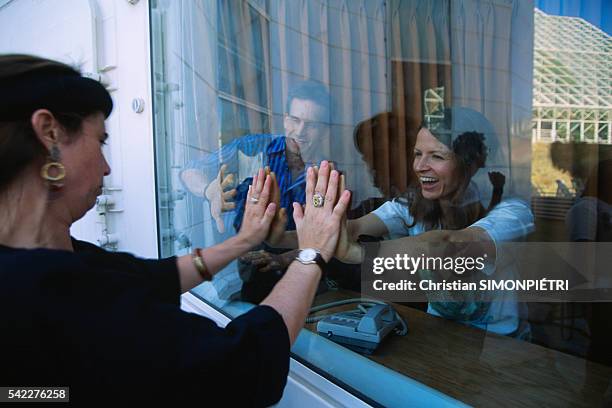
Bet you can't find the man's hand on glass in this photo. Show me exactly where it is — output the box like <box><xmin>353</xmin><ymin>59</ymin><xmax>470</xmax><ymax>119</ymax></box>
<box><xmin>332</xmin><ymin>174</ymin><xmax>363</xmax><ymax>264</ymax></box>
<box><xmin>240</xmin><ymin>249</ymin><xmax>297</xmax><ymax>273</ymax></box>
<box><xmin>205</xmin><ymin>164</ymin><xmax>237</xmax><ymax>233</ymax></box>
<box><xmin>264</xmin><ymin>168</ymin><xmax>288</xmax><ymax>245</ymax></box>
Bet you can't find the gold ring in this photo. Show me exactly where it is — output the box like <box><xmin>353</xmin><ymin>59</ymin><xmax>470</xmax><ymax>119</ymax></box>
<box><xmin>313</xmin><ymin>192</ymin><xmax>324</xmax><ymax>207</ymax></box>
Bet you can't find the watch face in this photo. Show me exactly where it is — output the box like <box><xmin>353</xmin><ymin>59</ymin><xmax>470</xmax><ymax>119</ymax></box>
<box><xmin>299</xmin><ymin>248</ymin><xmax>317</xmax><ymax>262</ymax></box>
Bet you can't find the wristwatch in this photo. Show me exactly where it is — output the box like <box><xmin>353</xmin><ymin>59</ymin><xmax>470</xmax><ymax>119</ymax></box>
<box><xmin>295</xmin><ymin>248</ymin><xmax>327</xmax><ymax>269</ymax></box>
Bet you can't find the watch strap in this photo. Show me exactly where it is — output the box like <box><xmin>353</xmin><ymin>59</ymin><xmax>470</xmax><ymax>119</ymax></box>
<box><xmin>295</xmin><ymin>248</ymin><xmax>327</xmax><ymax>270</ymax></box>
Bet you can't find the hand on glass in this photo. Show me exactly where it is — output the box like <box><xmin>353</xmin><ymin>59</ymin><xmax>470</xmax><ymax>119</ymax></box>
<box><xmin>293</xmin><ymin>160</ymin><xmax>351</xmax><ymax>262</ymax></box>
<box><xmin>333</xmin><ymin>174</ymin><xmax>362</xmax><ymax>264</ymax></box>
<box><xmin>237</xmin><ymin>168</ymin><xmax>277</xmax><ymax>247</ymax></box>
<box><xmin>264</xmin><ymin>168</ymin><xmax>288</xmax><ymax>245</ymax></box>
<box><xmin>205</xmin><ymin>164</ymin><xmax>237</xmax><ymax>233</ymax></box>
<box><xmin>240</xmin><ymin>249</ymin><xmax>295</xmax><ymax>273</ymax></box>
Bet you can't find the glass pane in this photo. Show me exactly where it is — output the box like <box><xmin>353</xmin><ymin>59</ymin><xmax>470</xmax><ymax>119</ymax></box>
<box><xmin>150</xmin><ymin>1</ymin><xmax>612</xmax><ymax>406</ymax></box>
<box><xmin>217</xmin><ymin>0</ymin><xmax>268</xmax><ymax>108</ymax></box>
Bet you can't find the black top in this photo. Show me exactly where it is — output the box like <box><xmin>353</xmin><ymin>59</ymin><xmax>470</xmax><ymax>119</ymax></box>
<box><xmin>0</xmin><ymin>240</ymin><xmax>290</xmax><ymax>406</ymax></box>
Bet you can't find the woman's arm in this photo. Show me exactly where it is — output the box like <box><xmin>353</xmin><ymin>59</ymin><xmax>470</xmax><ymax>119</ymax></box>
<box><xmin>178</xmin><ymin>161</ymin><xmax>350</xmax><ymax>345</ymax></box>
<box><xmin>265</xmin><ymin>212</ymin><xmax>387</xmax><ymax>249</ymax></box>
<box><xmin>332</xmin><ymin>212</ymin><xmax>390</xmax><ymax>264</ymax></box>
<box><xmin>262</xmin><ymin>161</ymin><xmax>350</xmax><ymax>344</ymax></box>
<box><xmin>340</xmin><ymin>198</ymin><xmax>534</xmax><ymax>264</ymax></box>
<box><xmin>337</xmin><ymin>225</ymin><xmax>495</xmax><ymax>264</ymax></box>
<box><xmin>347</xmin><ymin>213</ymin><xmax>388</xmax><ymax>240</ymax></box>
<box><xmin>176</xmin><ymin>235</ymin><xmax>254</xmax><ymax>293</ymax></box>
<box><xmin>266</xmin><ymin>229</ymin><xmax>298</xmax><ymax>248</ymax></box>
<box><xmin>176</xmin><ymin>168</ymin><xmax>277</xmax><ymax>292</ymax></box>
<box><xmin>376</xmin><ymin>226</ymin><xmax>496</xmax><ymax>261</ymax></box>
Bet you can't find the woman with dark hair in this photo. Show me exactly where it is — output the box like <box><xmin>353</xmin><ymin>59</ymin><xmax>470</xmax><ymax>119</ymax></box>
<box><xmin>337</xmin><ymin>108</ymin><xmax>534</xmax><ymax>336</ymax></box>
<box><xmin>0</xmin><ymin>54</ymin><xmax>350</xmax><ymax>405</ymax></box>
<box><xmin>352</xmin><ymin>111</ymin><xmax>505</xmax><ymax>217</ymax></box>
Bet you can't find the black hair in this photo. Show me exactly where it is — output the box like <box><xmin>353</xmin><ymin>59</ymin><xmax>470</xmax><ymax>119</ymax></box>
<box><xmin>285</xmin><ymin>80</ymin><xmax>330</xmax><ymax>123</ymax></box>
<box><xmin>0</xmin><ymin>54</ymin><xmax>113</xmax><ymax>193</ymax></box>
<box><xmin>408</xmin><ymin>109</ymin><xmax>491</xmax><ymax>230</ymax></box>
<box><xmin>452</xmin><ymin>131</ymin><xmax>487</xmax><ymax>169</ymax></box>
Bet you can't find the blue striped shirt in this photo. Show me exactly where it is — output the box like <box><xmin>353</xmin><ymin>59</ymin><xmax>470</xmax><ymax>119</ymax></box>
<box><xmin>234</xmin><ymin>136</ymin><xmax>306</xmax><ymax>231</ymax></box>
<box><xmin>182</xmin><ymin>134</ymin><xmax>306</xmax><ymax>232</ymax></box>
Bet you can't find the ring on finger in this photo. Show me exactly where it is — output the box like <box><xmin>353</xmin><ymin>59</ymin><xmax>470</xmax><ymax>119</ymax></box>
<box><xmin>249</xmin><ymin>196</ymin><xmax>259</xmax><ymax>204</ymax></box>
<box><xmin>312</xmin><ymin>192</ymin><xmax>324</xmax><ymax>208</ymax></box>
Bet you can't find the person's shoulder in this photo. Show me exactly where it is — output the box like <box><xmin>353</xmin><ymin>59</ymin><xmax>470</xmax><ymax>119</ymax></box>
<box><xmin>0</xmin><ymin>245</ymin><xmax>81</xmax><ymax>266</ymax></box>
<box><xmin>239</xmin><ymin>133</ymin><xmax>280</xmax><ymax>144</ymax></box>
<box><xmin>265</xmin><ymin>134</ymin><xmax>287</xmax><ymax>153</ymax></box>
<box><xmin>230</xmin><ymin>133</ymin><xmax>281</xmax><ymax>155</ymax></box>
<box><xmin>468</xmin><ymin>180</ymin><xmax>480</xmax><ymax>192</ymax></box>
<box><xmin>72</xmin><ymin>238</ymin><xmax>106</xmax><ymax>254</ymax></box>
<box><xmin>570</xmin><ymin>196</ymin><xmax>601</xmax><ymax>212</ymax></box>
<box><xmin>372</xmin><ymin>197</ymin><xmax>419</xmax><ymax>235</ymax></box>
<box><xmin>494</xmin><ymin>197</ymin><xmax>530</xmax><ymax>208</ymax></box>
<box><xmin>488</xmin><ymin>197</ymin><xmax>533</xmax><ymax>215</ymax></box>
<box><xmin>374</xmin><ymin>198</ymin><xmax>410</xmax><ymax>216</ymax></box>
<box><xmin>72</xmin><ymin>238</ymin><xmax>131</xmax><ymax>262</ymax></box>
<box><xmin>472</xmin><ymin>197</ymin><xmax>535</xmax><ymax>241</ymax></box>
<box><xmin>462</xmin><ymin>181</ymin><xmax>481</xmax><ymax>205</ymax></box>
<box><xmin>0</xmin><ymin>246</ymin><xmax>91</xmax><ymax>292</ymax></box>
<box><xmin>72</xmin><ymin>239</ymin><xmax>162</xmax><ymax>276</ymax></box>
<box><xmin>484</xmin><ymin>197</ymin><xmax>534</xmax><ymax>224</ymax></box>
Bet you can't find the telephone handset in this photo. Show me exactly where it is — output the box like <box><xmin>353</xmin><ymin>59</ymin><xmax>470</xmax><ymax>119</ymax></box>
<box><xmin>313</xmin><ymin>301</ymin><xmax>407</xmax><ymax>354</ymax></box>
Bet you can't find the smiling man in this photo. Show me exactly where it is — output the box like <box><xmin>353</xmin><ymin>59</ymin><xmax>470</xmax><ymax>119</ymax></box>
<box><xmin>180</xmin><ymin>80</ymin><xmax>331</xmax><ymax>234</ymax></box>
<box><xmin>179</xmin><ymin>80</ymin><xmax>332</xmax><ymax>303</ymax></box>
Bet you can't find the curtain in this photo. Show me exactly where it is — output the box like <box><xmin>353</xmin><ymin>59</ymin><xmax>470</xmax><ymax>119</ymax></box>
<box><xmin>387</xmin><ymin>0</ymin><xmax>452</xmax><ymax>196</ymax></box>
<box><xmin>217</xmin><ymin>0</ymin><xmax>271</xmax><ymax>141</ymax></box>
<box><xmin>266</xmin><ymin>0</ymin><xmax>388</xmax><ymax>206</ymax></box>
<box><xmin>451</xmin><ymin>0</ymin><xmax>534</xmax><ymax>200</ymax></box>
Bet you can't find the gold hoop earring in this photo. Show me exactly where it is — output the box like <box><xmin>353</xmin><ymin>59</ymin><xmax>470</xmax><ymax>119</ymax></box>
<box><xmin>40</xmin><ymin>143</ymin><xmax>65</xmax><ymax>188</ymax></box>
<box><xmin>41</xmin><ymin>162</ymin><xmax>66</xmax><ymax>183</ymax></box>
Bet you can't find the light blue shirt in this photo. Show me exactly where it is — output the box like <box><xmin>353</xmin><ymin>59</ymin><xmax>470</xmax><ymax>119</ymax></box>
<box><xmin>372</xmin><ymin>198</ymin><xmax>534</xmax><ymax>335</ymax></box>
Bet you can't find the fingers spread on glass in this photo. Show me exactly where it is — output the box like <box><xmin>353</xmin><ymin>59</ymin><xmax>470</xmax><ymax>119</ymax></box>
<box><xmin>223</xmin><ymin>189</ymin><xmax>237</xmax><ymax>200</ymax></box>
<box><xmin>266</xmin><ymin>207</ymin><xmax>287</xmax><ymax>245</ymax></box>
<box><xmin>305</xmin><ymin>166</ymin><xmax>316</xmax><ymax>204</ymax></box>
<box><xmin>323</xmin><ymin>170</ymin><xmax>339</xmax><ymax>211</ymax></box>
<box><xmin>314</xmin><ymin>162</ymin><xmax>329</xmax><ymax>195</ymax></box>
<box><xmin>253</xmin><ymin>168</ymin><xmax>265</xmax><ymax>198</ymax></box>
<box><xmin>312</xmin><ymin>160</ymin><xmax>330</xmax><ymax>208</ymax></box>
<box><xmin>334</xmin><ymin>173</ymin><xmax>350</xmax><ymax>217</ymax></box>
<box><xmin>219</xmin><ymin>164</ymin><xmax>236</xmax><ymax>190</ymax></box>
<box><xmin>294</xmin><ymin>160</ymin><xmax>351</xmax><ymax>262</ymax></box>
<box><xmin>218</xmin><ymin>164</ymin><xmax>227</xmax><ymax>181</ymax></box>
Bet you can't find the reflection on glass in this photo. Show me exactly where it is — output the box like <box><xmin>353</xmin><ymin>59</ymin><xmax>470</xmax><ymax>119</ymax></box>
<box><xmin>150</xmin><ymin>0</ymin><xmax>612</xmax><ymax>406</ymax></box>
